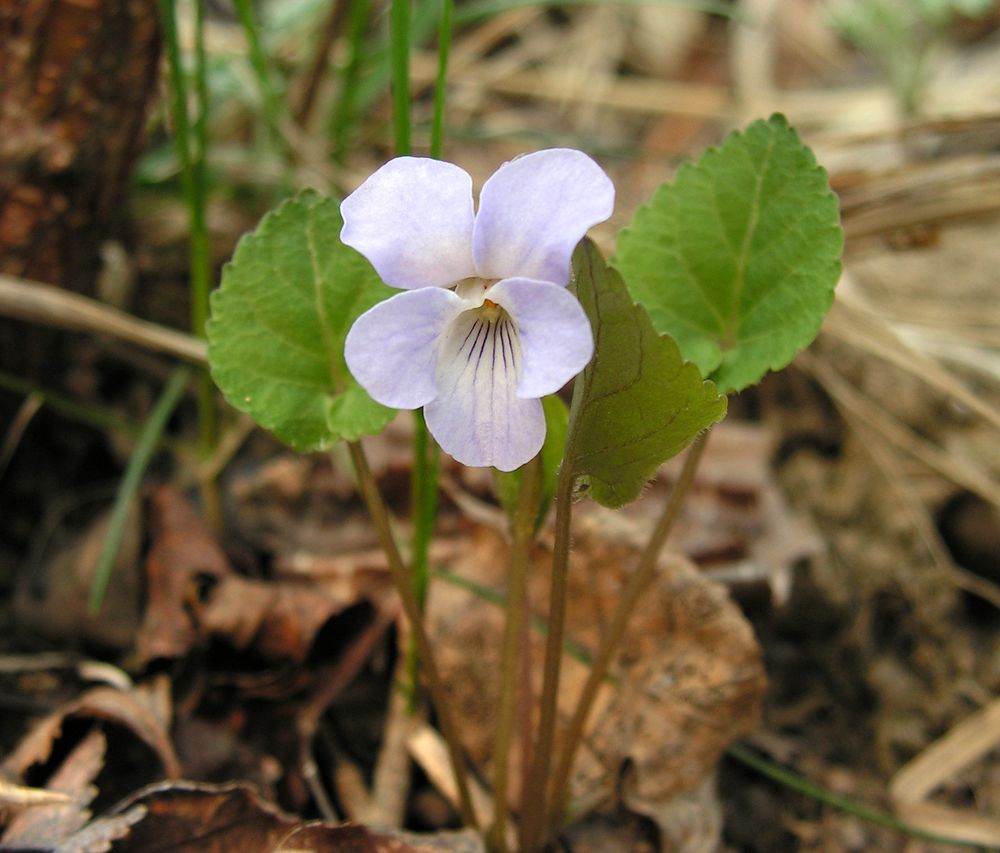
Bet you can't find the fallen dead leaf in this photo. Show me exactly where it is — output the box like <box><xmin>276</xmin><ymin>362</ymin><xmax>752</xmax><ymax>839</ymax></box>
<box><xmin>134</xmin><ymin>487</ymin><xmax>230</xmax><ymax>665</ymax></box>
<box><xmin>105</xmin><ymin>781</ymin><xmax>297</xmax><ymax>852</ymax></box>
<box><xmin>0</xmin><ymin>777</ymin><xmax>76</xmax><ymax>816</ymax></box>
<box><xmin>428</xmin><ymin>514</ymin><xmax>765</xmax><ymax>837</ymax></box>
<box><xmin>101</xmin><ymin>782</ymin><xmax>484</xmax><ymax>853</ymax></box>
<box><xmin>135</xmin><ymin>487</ymin><xmax>390</xmax><ymax>665</ymax></box>
<box><xmin>1</xmin><ymin>729</ymin><xmax>104</xmax><ymax>848</ymax></box>
<box><xmin>578</xmin><ymin>556</ymin><xmax>766</xmax><ymax>807</ymax></box>
<box><xmin>14</xmin><ymin>497</ymin><xmax>143</xmax><ymax>650</ymax></box>
<box><xmin>54</xmin><ymin>805</ymin><xmax>147</xmax><ymax>853</ymax></box>
<box><xmin>1</xmin><ymin>675</ymin><xmax>180</xmax><ymax>782</ymax></box>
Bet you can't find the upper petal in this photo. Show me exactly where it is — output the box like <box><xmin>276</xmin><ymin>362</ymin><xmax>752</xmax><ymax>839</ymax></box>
<box><xmin>344</xmin><ymin>287</ymin><xmax>464</xmax><ymax>409</ymax></box>
<box><xmin>472</xmin><ymin>149</ymin><xmax>615</xmax><ymax>286</ymax></box>
<box><xmin>424</xmin><ymin>308</ymin><xmax>545</xmax><ymax>470</ymax></box>
<box><xmin>341</xmin><ymin>157</ymin><xmax>477</xmax><ymax>290</ymax></box>
<box><xmin>489</xmin><ymin>277</ymin><xmax>594</xmax><ymax>398</ymax></box>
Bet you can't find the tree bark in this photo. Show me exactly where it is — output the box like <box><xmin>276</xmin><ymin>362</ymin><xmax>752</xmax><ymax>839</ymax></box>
<box><xmin>0</xmin><ymin>0</ymin><xmax>161</xmax><ymax>292</ymax></box>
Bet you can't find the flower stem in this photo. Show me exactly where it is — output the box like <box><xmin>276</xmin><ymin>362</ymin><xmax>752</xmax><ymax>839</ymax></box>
<box><xmin>405</xmin><ymin>409</ymin><xmax>440</xmax><ymax>712</ymax></box>
<box><xmin>517</xmin><ymin>441</ymin><xmax>578</xmax><ymax>852</ymax></box>
<box><xmin>487</xmin><ymin>456</ymin><xmax>542</xmax><ymax>853</ymax></box>
<box><xmin>390</xmin><ymin>0</ymin><xmax>411</xmax><ymax>155</ymax></box>
<box><xmin>546</xmin><ymin>428</ymin><xmax>713</xmax><ymax>827</ymax></box>
<box><xmin>346</xmin><ymin>440</ymin><xmax>478</xmax><ymax>829</ymax></box>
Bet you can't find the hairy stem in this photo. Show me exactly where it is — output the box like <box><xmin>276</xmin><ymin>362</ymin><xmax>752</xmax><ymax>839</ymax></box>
<box><xmin>346</xmin><ymin>440</ymin><xmax>478</xmax><ymax>828</ymax></box>
<box><xmin>546</xmin><ymin>428</ymin><xmax>712</xmax><ymax>826</ymax></box>
<box><xmin>487</xmin><ymin>456</ymin><xmax>542</xmax><ymax>852</ymax></box>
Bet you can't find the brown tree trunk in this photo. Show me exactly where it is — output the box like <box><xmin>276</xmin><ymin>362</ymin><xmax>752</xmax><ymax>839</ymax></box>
<box><xmin>0</xmin><ymin>0</ymin><xmax>161</xmax><ymax>290</ymax></box>
<box><xmin>0</xmin><ymin>0</ymin><xmax>161</xmax><ymax>375</ymax></box>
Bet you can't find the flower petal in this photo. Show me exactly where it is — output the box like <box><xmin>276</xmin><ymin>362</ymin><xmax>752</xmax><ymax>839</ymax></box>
<box><xmin>472</xmin><ymin>149</ymin><xmax>615</xmax><ymax>286</ymax></box>
<box><xmin>489</xmin><ymin>277</ymin><xmax>594</xmax><ymax>398</ymax></box>
<box><xmin>345</xmin><ymin>287</ymin><xmax>463</xmax><ymax>408</ymax></box>
<box><xmin>341</xmin><ymin>157</ymin><xmax>476</xmax><ymax>290</ymax></box>
<box><xmin>425</xmin><ymin>309</ymin><xmax>544</xmax><ymax>470</ymax></box>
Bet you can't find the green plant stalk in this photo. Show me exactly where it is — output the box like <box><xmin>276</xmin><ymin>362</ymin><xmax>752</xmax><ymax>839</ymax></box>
<box><xmin>346</xmin><ymin>440</ymin><xmax>478</xmax><ymax>829</ymax></box>
<box><xmin>487</xmin><ymin>456</ymin><xmax>542</xmax><ymax>853</ymax></box>
<box><xmin>390</xmin><ymin>0</ymin><xmax>412</xmax><ymax>155</ymax></box>
<box><xmin>232</xmin><ymin>0</ymin><xmax>289</xmax><ymax>170</ymax></box>
<box><xmin>517</xmin><ymin>430</ymin><xmax>580</xmax><ymax>851</ymax></box>
<box><xmin>159</xmin><ymin>0</ymin><xmax>215</xmax><ymax>457</ymax></box>
<box><xmin>0</xmin><ymin>371</ymin><xmax>179</xmax><ymax>450</ymax></box>
<box><xmin>404</xmin><ymin>409</ymin><xmax>440</xmax><ymax>712</ymax></box>
<box><xmin>726</xmin><ymin>744</ymin><xmax>998</xmax><ymax>850</ymax></box>
<box><xmin>429</xmin><ymin>0</ymin><xmax>453</xmax><ymax>159</ymax></box>
<box><xmin>546</xmin><ymin>428</ymin><xmax>712</xmax><ymax>829</ymax></box>
<box><xmin>329</xmin><ymin>0</ymin><xmax>371</xmax><ymax>162</ymax></box>
<box><xmin>403</xmin><ymin>0</ymin><xmax>452</xmax><ymax>707</ymax></box>
<box><xmin>88</xmin><ymin>367</ymin><xmax>193</xmax><ymax>613</ymax></box>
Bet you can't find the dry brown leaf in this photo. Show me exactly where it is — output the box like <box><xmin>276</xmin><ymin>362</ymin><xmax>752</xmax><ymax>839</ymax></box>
<box><xmin>428</xmin><ymin>509</ymin><xmax>765</xmax><ymax>829</ymax></box>
<box><xmin>133</xmin><ymin>487</ymin><xmax>232</xmax><ymax>665</ymax></box>
<box><xmin>14</xmin><ymin>497</ymin><xmax>143</xmax><ymax>650</ymax></box>
<box><xmin>577</xmin><ymin>556</ymin><xmax>765</xmax><ymax>807</ymax></box>
<box><xmin>199</xmin><ymin>574</ymin><xmax>357</xmax><ymax>663</ymax></box>
<box><xmin>0</xmin><ymin>777</ymin><xmax>75</xmax><ymax>814</ymax></box>
<box><xmin>1</xmin><ymin>677</ymin><xmax>180</xmax><ymax>782</ymax></box>
<box><xmin>54</xmin><ymin>805</ymin><xmax>147</xmax><ymax>853</ymax></box>
<box><xmin>1</xmin><ymin>729</ymin><xmax>104</xmax><ymax>848</ymax></box>
<box><xmin>135</xmin><ymin>486</ymin><xmax>386</xmax><ymax>664</ymax></box>
<box><xmin>102</xmin><ymin>782</ymin><xmax>482</xmax><ymax>853</ymax></box>
<box><xmin>106</xmin><ymin>781</ymin><xmax>298</xmax><ymax>852</ymax></box>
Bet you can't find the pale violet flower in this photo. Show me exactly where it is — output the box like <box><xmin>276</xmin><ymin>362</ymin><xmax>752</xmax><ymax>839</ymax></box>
<box><xmin>343</xmin><ymin>149</ymin><xmax>614</xmax><ymax>471</ymax></box>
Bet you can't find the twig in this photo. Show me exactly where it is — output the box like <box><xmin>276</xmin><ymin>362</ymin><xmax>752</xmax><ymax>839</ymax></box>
<box><xmin>366</xmin><ymin>650</ymin><xmax>421</xmax><ymax>827</ymax></box>
<box><xmin>0</xmin><ymin>273</ymin><xmax>207</xmax><ymax>366</ymax></box>
<box><xmin>296</xmin><ymin>0</ymin><xmax>350</xmax><ymax>126</ymax></box>
<box><xmin>297</xmin><ymin>601</ymin><xmax>398</xmax><ymax>820</ymax></box>
<box><xmin>800</xmin><ymin>350</ymin><xmax>1000</xmax><ymax>507</ymax></box>
<box><xmin>0</xmin><ymin>393</ymin><xmax>43</xmax><ymax>482</ymax></box>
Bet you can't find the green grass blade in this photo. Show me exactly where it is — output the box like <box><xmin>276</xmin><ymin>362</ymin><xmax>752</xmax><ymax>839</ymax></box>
<box><xmin>88</xmin><ymin>367</ymin><xmax>192</xmax><ymax>613</ymax></box>
<box><xmin>232</xmin><ymin>0</ymin><xmax>290</xmax><ymax>173</ymax></box>
<box><xmin>727</xmin><ymin>744</ymin><xmax>999</xmax><ymax>850</ymax></box>
<box><xmin>429</xmin><ymin>0</ymin><xmax>454</xmax><ymax>159</ymax></box>
<box><xmin>159</xmin><ymin>0</ymin><xmax>215</xmax><ymax>454</ymax></box>
<box><xmin>330</xmin><ymin>0</ymin><xmax>372</xmax><ymax>162</ymax></box>
<box><xmin>391</xmin><ymin>0</ymin><xmax>412</xmax><ymax>154</ymax></box>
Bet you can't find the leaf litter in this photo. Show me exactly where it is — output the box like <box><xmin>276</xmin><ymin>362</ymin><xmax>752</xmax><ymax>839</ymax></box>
<box><xmin>2</xmin><ymin>3</ymin><xmax>1000</xmax><ymax>849</ymax></box>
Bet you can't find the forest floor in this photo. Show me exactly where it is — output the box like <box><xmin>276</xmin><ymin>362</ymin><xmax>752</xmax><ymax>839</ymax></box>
<box><xmin>0</xmin><ymin>2</ymin><xmax>998</xmax><ymax>851</ymax></box>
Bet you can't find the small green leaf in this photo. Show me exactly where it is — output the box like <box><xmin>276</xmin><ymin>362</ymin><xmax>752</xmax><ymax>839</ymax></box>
<box><xmin>494</xmin><ymin>394</ymin><xmax>569</xmax><ymax>529</ymax></box>
<box><xmin>207</xmin><ymin>190</ymin><xmax>395</xmax><ymax>451</ymax></box>
<box><xmin>567</xmin><ymin>240</ymin><xmax>727</xmax><ymax>508</ymax></box>
<box><xmin>613</xmin><ymin>114</ymin><xmax>843</xmax><ymax>393</ymax></box>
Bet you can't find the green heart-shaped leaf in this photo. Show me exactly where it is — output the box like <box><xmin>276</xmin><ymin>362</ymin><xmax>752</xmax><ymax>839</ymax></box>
<box><xmin>567</xmin><ymin>240</ymin><xmax>727</xmax><ymax>508</ymax></box>
<box><xmin>208</xmin><ymin>190</ymin><xmax>395</xmax><ymax>450</ymax></box>
<box><xmin>613</xmin><ymin>114</ymin><xmax>843</xmax><ymax>393</ymax></box>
